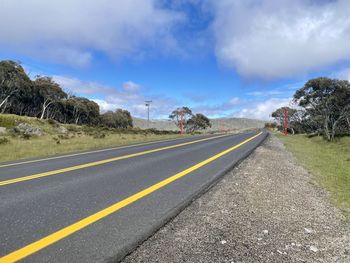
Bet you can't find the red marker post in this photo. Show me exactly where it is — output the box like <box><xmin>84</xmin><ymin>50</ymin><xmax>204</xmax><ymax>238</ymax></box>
<box><xmin>284</xmin><ymin>108</ymin><xmax>288</xmax><ymax>136</ymax></box>
<box><xmin>180</xmin><ymin>110</ymin><xmax>184</xmax><ymax>135</ymax></box>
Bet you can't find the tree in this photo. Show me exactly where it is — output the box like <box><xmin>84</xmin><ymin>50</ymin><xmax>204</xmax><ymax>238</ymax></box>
<box><xmin>0</xmin><ymin>61</ymin><xmax>32</xmax><ymax>113</ymax></box>
<box><xmin>271</xmin><ymin>107</ymin><xmax>307</xmax><ymax>134</ymax></box>
<box><xmin>169</xmin><ymin>107</ymin><xmax>193</xmax><ymax>131</ymax></box>
<box><xmin>33</xmin><ymin>76</ymin><xmax>67</xmax><ymax>119</ymax></box>
<box><xmin>100</xmin><ymin>109</ymin><xmax>133</xmax><ymax>128</ymax></box>
<box><xmin>187</xmin><ymin>113</ymin><xmax>211</xmax><ymax>132</ymax></box>
<box><xmin>294</xmin><ymin>77</ymin><xmax>350</xmax><ymax>140</ymax></box>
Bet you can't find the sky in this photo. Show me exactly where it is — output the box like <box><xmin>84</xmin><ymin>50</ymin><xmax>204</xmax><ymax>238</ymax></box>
<box><xmin>1</xmin><ymin>0</ymin><xmax>350</xmax><ymax>120</ymax></box>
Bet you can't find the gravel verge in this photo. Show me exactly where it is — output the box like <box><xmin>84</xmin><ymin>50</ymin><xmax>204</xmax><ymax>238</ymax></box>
<box><xmin>122</xmin><ymin>135</ymin><xmax>349</xmax><ymax>263</ymax></box>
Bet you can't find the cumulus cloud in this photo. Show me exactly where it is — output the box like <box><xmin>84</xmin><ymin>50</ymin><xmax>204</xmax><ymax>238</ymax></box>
<box><xmin>53</xmin><ymin>75</ymin><xmax>177</xmax><ymax>118</ymax></box>
<box><xmin>192</xmin><ymin>97</ymin><xmax>241</xmax><ymax>117</ymax></box>
<box><xmin>122</xmin><ymin>81</ymin><xmax>140</xmax><ymax>93</ymax></box>
<box><xmin>0</xmin><ymin>0</ymin><xmax>183</xmax><ymax>67</ymax></box>
<box><xmin>235</xmin><ymin>98</ymin><xmax>292</xmax><ymax>120</ymax></box>
<box><xmin>211</xmin><ymin>0</ymin><xmax>350</xmax><ymax>79</ymax></box>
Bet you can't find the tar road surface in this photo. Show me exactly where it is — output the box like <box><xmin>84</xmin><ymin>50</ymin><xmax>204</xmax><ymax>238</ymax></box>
<box><xmin>0</xmin><ymin>131</ymin><xmax>267</xmax><ymax>263</ymax></box>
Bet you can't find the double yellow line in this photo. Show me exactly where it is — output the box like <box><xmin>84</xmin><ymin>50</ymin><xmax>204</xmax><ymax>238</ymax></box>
<box><xmin>0</xmin><ymin>132</ymin><xmax>262</xmax><ymax>263</ymax></box>
<box><xmin>0</xmin><ymin>134</ymin><xmax>229</xmax><ymax>187</ymax></box>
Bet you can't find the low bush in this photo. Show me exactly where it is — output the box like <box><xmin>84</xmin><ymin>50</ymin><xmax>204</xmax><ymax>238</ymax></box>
<box><xmin>0</xmin><ymin>137</ymin><xmax>9</xmax><ymax>144</ymax></box>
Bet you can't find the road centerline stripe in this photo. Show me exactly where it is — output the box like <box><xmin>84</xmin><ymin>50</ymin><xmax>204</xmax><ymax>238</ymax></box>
<box><xmin>0</xmin><ymin>134</ymin><xmax>230</xmax><ymax>187</ymax></box>
<box><xmin>0</xmin><ymin>132</ymin><xmax>262</xmax><ymax>263</ymax></box>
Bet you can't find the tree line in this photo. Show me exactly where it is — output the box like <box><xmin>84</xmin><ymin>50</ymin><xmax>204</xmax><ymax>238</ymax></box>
<box><xmin>271</xmin><ymin>77</ymin><xmax>350</xmax><ymax>141</ymax></box>
<box><xmin>0</xmin><ymin>60</ymin><xmax>133</xmax><ymax>128</ymax></box>
<box><xmin>1</xmin><ymin>60</ymin><xmax>212</xmax><ymax>132</ymax></box>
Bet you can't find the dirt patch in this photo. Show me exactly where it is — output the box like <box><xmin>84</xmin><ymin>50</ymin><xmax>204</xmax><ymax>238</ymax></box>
<box><xmin>122</xmin><ymin>135</ymin><xmax>349</xmax><ymax>263</ymax></box>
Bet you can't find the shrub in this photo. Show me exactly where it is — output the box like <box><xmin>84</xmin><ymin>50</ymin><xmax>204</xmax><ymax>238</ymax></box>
<box><xmin>0</xmin><ymin>137</ymin><xmax>9</xmax><ymax>144</ymax></box>
<box><xmin>92</xmin><ymin>133</ymin><xmax>106</xmax><ymax>139</ymax></box>
<box><xmin>0</xmin><ymin>115</ymin><xmax>16</xmax><ymax>128</ymax></box>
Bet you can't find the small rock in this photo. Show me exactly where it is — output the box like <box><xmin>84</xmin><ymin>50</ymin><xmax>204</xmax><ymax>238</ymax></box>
<box><xmin>56</xmin><ymin>126</ymin><xmax>68</xmax><ymax>134</ymax></box>
<box><xmin>263</xmin><ymin>230</ymin><xmax>269</xmax><ymax>235</ymax></box>
<box><xmin>0</xmin><ymin>127</ymin><xmax>7</xmax><ymax>135</ymax></box>
<box><xmin>220</xmin><ymin>240</ymin><xmax>227</xmax><ymax>245</ymax></box>
<box><xmin>304</xmin><ymin>228</ymin><xmax>313</xmax><ymax>234</ymax></box>
<box><xmin>310</xmin><ymin>246</ymin><xmax>318</xmax><ymax>252</ymax></box>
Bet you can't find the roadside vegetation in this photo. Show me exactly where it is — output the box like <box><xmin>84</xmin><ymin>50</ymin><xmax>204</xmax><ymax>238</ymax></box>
<box><xmin>277</xmin><ymin>134</ymin><xmax>350</xmax><ymax>215</ymax></box>
<box><xmin>269</xmin><ymin>77</ymin><xmax>350</xmax><ymax>141</ymax></box>
<box><xmin>269</xmin><ymin>77</ymin><xmax>350</xmax><ymax>214</ymax></box>
<box><xmin>0</xmin><ymin>114</ymin><xmax>187</xmax><ymax>163</ymax></box>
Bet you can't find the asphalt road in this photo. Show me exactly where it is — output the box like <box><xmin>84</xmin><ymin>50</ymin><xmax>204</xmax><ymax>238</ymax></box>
<box><xmin>0</xmin><ymin>131</ymin><xmax>267</xmax><ymax>263</ymax></box>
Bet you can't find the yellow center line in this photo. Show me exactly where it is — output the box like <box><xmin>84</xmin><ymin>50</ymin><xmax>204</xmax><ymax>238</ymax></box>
<box><xmin>0</xmin><ymin>134</ymin><xmax>230</xmax><ymax>187</ymax></box>
<box><xmin>0</xmin><ymin>132</ymin><xmax>262</xmax><ymax>263</ymax></box>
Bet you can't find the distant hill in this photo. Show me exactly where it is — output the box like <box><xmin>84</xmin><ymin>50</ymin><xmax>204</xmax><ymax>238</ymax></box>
<box><xmin>133</xmin><ymin>117</ymin><xmax>266</xmax><ymax>132</ymax></box>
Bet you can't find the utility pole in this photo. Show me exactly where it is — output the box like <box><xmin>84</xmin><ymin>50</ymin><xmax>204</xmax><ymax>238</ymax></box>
<box><xmin>145</xmin><ymin>100</ymin><xmax>152</xmax><ymax>128</ymax></box>
<box><xmin>284</xmin><ymin>107</ymin><xmax>288</xmax><ymax>136</ymax></box>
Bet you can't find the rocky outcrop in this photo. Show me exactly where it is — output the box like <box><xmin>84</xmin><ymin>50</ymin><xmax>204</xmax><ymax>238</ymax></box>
<box><xmin>14</xmin><ymin>123</ymin><xmax>43</xmax><ymax>136</ymax></box>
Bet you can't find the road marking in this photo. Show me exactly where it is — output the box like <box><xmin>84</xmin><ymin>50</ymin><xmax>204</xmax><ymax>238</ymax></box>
<box><xmin>0</xmin><ymin>132</ymin><xmax>262</xmax><ymax>263</ymax></box>
<box><xmin>0</xmin><ymin>135</ymin><xmax>210</xmax><ymax>168</ymax></box>
<box><xmin>0</xmin><ymin>134</ymin><xmax>230</xmax><ymax>186</ymax></box>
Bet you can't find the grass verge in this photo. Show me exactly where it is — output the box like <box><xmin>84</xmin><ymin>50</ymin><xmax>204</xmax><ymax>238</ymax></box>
<box><xmin>277</xmin><ymin>133</ymin><xmax>350</xmax><ymax>215</ymax></box>
<box><xmin>0</xmin><ymin>133</ymin><xmax>187</xmax><ymax>163</ymax></box>
<box><xmin>0</xmin><ymin>114</ymin><xmax>190</xmax><ymax>163</ymax></box>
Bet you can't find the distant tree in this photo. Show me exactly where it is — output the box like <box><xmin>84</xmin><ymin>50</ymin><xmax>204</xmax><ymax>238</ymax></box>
<box><xmin>169</xmin><ymin>107</ymin><xmax>193</xmax><ymax>131</ymax></box>
<box><xmin>100</xmin><ymin>109</ymin><xmax>133</xmax><ymax>128</ymax></box>
<box><xmin>187</xmin><ymin>113</ymin><xmax>211</xmax><ymax>132</ymax></box>
<box><xmin>0</xmin><ymin>61</ymin><xmax>32</xmax><ymax>113</ymax></box>
<box><xmin>294</xmin><ymin>77</ymin><xmax>350</xmax><ymax>140</ymax></box>
<box><xmin>33</xmin><ymin>76</ymin><xmax>67</xmax><ymax>119</ymax></box>
<box><xmin>114</xmin><ymin>109</ymin><xmax>133</xmax><ymax>128</ymax></box>
<box><xmin>271</xmin><ymin>107</ymin><xmax>307</xmax><ymax>134</ymax></box>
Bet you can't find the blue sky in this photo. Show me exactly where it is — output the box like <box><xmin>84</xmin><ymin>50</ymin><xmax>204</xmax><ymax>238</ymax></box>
<box><xmin>1</xmin><ymin>0</ymin><xmax>350</xmax><ymax>120</ymax></box>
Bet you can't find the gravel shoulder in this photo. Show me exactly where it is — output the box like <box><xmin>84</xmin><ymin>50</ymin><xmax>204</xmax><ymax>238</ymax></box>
<box><xmin>122</xmin><ymin>135</ymin><xmax>349</xmax><ymax>263</ymax></box>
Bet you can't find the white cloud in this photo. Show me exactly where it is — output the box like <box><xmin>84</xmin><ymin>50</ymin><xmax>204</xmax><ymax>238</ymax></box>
<box><xmin>53</xmin><ymin>75</ymin><xmax>177</xmax><ymax>118</ymax></box>
<box><xmin>211</xmin><ymin>0</ymin><xmax>350</xmax><ymax>79</ymax></box>
<box><xmin>228</xmin><ymin>97</ymin><xmax>240</xmax><ymax>105</ymax></box>
<box><xmin>0</xmin><ymin>0</ymin><xmax>183</xmax><ymax>67</ymax></box>
<box><xmin>246</xmin><ymin>89</ymin><xmax>284</xmax><ymax>97</ymax></box>
<box><xmin>235</xmin><ymin>98</ymin><xmax>292</xmax><ymax>120</ymax></box>
<box><xmin>122</xmin><ymin>81</ymin><xmax>140</xmax><ymax>93</ymax></box>
<box><xmin>192</xmin><ymin>97</ymin><xmax>242</xmax><ymax>117</ymax></box>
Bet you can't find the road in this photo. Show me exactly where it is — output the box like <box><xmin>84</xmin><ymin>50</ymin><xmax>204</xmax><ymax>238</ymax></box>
<box><xmin>0</xmin><ymin>131</ymin><xmax>267</xmax><ymax>263</ymax></box>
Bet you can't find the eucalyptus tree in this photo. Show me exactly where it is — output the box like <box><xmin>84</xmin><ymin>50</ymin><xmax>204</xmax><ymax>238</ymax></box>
<box><xmin>294</xmin><ymin>77</ymin><xmax>350</xmax><ymax>140</ymax></box>
<box><xmin>169</xmin><ymin>106</ymin><xmax>193</xmax><ymax>131</ymax></box>
<box><xmin>0</xmin><ymin>60</ymin><xmax>32</xmax><ymax>113</ymax></box>
<box><xmin>33</xmin><ymin>76</ymin><xmax>67</xmax><ymax>119</ymax></box>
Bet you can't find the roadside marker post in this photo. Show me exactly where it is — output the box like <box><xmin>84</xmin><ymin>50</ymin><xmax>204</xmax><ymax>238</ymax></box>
<box><xmin>284</xmin><ymin>108</ymin><xmax>288</xmax><ymax>136</ymax></box>
<box><xmin>180</xmin><ymin>110</ymin><xmax>184</xmax><ymax>135</ymax></box>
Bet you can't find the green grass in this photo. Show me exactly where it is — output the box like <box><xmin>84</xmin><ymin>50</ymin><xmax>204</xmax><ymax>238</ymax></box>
<box><xmin>0</xmin><ymin>114</ymin><xmax>189</xmax><ymax>162</ymax></box>
<box><xmin>277</xmin><ymin>133</ymin><xmax>350</xmax><ymax>215</ymax></box>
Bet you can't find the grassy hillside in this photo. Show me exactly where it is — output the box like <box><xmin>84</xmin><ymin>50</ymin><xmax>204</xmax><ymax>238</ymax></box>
<box><xmin>0</xmin><ymin>114</ymin><xmax>187</xmax><ymax>163</ymax></box>
<box><xmin>277</xmin><ymin>134</ymin><xmax>350</xmax><ymax>215</ymax></box>
<box><xmin>133</xmin><ymin>117</ymin><xmax>265</xmax><ymax>131</ymax></box>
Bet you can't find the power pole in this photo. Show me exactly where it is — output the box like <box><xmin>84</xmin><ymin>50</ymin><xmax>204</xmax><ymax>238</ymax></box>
<box><xmin>145</xmin><ymin>100</ymin><xmax>152</xmax><ymax>128</ymax></box>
